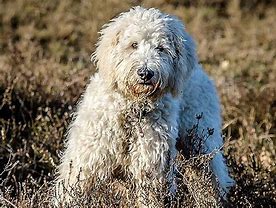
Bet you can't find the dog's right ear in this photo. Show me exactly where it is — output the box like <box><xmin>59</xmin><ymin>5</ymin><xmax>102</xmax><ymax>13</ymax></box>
<box><xmin>92</xmin><ymin>21</ymin><xmax>121</xmax><ymax>62</ymax></box>
<box><xmin>91</xmin><ymin>20</ymin><xmax>123</xmax><ymax>88</ymax></box>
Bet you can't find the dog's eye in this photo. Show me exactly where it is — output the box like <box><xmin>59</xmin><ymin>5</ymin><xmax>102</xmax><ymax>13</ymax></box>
<box><xmin>131</xmin><ymin>42</ymin><xmax>138</xmax><ymax>49</ymax></box>
<box><xmin>156</xmin><ymin>45</ymin><xmax>164</xmax><ymax>52</ymax></box>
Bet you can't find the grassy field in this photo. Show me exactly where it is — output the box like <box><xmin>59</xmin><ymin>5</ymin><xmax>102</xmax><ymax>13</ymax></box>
<box><xmin>0</xmin><ymin>0</ymin><xmax>275</xmax><ymax>207</ymax></box>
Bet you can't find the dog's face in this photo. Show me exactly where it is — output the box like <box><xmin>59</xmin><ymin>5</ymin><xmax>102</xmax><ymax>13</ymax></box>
<box><xmin>93</xmin><ymin>7</ymin><xmax>197</xmax><ymax>100</ymax></box>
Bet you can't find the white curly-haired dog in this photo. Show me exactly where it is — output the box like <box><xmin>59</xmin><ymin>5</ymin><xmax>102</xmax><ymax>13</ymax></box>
<box><xmin>55</xmin><ymin>6</ymin><xmax>234</xmax><ymax>204</ymax></box>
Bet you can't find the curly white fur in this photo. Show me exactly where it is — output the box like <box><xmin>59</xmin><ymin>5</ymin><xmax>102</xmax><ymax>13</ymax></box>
<box><xmin>55</xmin><ymin>6</ymin><xmax>235</xmax><ymax>205</ymax></box>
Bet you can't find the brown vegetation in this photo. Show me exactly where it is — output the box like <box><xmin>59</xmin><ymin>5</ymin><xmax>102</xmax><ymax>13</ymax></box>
<box><xmin>0</xmin><ymin>0</ymin><xmax>275</xmax><ymax>207</ymax></box>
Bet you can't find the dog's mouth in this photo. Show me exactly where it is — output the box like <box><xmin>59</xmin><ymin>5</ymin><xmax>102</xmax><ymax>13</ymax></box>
<box><xmin>133</xmin><ymin>83</ymin><xmax>154</xmax><ymax>94</ymax></box>
<box><xmin>138</xmin><ymin>80</ymin><xmax>153</xmax><ymax>86</ymax></box>
<box><xmin>131</xmin><ymin>79</ymin><xmax>161</xmax><ymax>97</ymax></box>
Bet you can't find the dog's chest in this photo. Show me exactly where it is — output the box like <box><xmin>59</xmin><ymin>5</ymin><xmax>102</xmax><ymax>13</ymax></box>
<box><xmin>118</xmin><ymin>101</ymin><xmax>155</xmax><ymax>154</ymax></box>
<box><xmin>114</xmin><ymin>98</ymin><xmax>179</xmax><ymax>169</ymax></box>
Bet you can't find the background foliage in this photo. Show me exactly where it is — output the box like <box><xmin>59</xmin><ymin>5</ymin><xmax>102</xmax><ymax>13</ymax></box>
<box><xmin>0</xmin><ymin>0</ymin><xmax>275</xmax><ymax>207</ymax></box>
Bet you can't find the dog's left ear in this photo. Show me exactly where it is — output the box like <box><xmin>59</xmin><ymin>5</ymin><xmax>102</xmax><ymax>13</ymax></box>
<box><xmin>168</xmin><ymin>17</ymin><xmax>198</xmax><ymax>97</ymax></box>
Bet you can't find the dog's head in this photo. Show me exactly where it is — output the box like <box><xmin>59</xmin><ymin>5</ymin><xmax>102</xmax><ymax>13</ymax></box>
<box><xmin>93</xmin><ymin>7</ymin><xmax>197</xmax><ymax>100</ymax></box>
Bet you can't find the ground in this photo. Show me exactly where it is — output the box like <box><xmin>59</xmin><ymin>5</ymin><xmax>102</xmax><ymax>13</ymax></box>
<box><xmin>0</xmin><ymin>0</ymin><xmax>275</xmax><ymax>207</ymax></box>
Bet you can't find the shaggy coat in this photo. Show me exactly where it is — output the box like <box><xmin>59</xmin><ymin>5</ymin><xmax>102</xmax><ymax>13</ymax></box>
<box><xmin>55</xmin><ymin>6</ymin><xmax>234</xmax><ymax>204</ymax></box>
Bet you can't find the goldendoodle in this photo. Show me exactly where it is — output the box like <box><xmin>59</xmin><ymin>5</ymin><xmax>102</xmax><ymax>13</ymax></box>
<box><xmin>55</xmin><ymin>6</ymin><xmax>234</xmax><ymax>205</ymax></box>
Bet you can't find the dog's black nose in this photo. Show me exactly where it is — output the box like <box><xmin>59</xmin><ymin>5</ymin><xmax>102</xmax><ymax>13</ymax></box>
<box><xmin>137</xmin><ymin>68</ymin><xmax>154</xmax><ymax>81</ymax></box>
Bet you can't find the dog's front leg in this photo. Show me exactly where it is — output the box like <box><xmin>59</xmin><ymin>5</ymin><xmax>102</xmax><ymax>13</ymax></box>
<box><xmin>127</xmin><ymin>120</ymin><xmax>178</xmax><ymax>207</ymax></box>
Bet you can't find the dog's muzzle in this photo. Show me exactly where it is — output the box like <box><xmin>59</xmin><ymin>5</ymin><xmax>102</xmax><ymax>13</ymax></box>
<box><xmin>130</xmin><ymin>69</ymin><xmax>161</xmax><ymax>97</ymax></box>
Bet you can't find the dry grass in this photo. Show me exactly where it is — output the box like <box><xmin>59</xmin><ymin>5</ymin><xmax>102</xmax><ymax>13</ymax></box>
<box><xmin>0</xmin><ymin>0</ymin><xmax>275</xmax><ymax>207</ymax></box>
